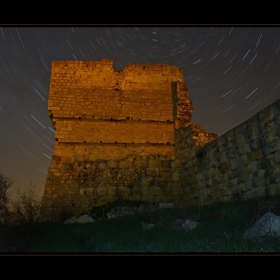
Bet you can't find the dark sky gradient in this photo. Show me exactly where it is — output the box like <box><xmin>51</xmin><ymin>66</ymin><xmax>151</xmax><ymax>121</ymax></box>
<box><xmin>0</xmin><ymin>26</ymin><xmax>280</xmax><ymax>198</ymax></box>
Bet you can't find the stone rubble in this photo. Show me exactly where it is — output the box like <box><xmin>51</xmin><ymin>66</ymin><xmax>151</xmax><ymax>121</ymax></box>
<box><xmin>64</xmin><ymin>202</ymin><xmax>199</xmax><ymax>232</ymax></box>
<box><xmin>63</xmin><ymin>205</ymin><xmax>280</xmax><ymax>238</ymax></box>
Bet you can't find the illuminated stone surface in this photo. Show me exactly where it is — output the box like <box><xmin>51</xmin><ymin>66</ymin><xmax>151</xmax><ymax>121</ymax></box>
<box><xmin>40</xmin><ymin>59</ymin><xmax>216</xmax><ymax>222</ymax></box>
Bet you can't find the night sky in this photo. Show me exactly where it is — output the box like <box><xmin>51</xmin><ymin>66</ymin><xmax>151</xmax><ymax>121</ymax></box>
<box><xmin>1</xmin><ymin>26</ymin><xmax>280</xmax><ymax>198</ymax></box>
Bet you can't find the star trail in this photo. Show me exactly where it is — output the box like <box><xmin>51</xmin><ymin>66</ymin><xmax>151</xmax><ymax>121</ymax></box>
<box><xmin>0</xmin><ymin>26</ymin><xmax>279</xmax><ymax>198</ymax></box>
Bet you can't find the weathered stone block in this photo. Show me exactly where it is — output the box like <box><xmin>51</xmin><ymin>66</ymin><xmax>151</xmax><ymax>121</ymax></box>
<box><xmin>97</xmin><ymin>163</ymin><xmax>107</xmax><ymax>170</ymax></box>
<box><xmin>231</xmin><ymin>184</ymin><xmax>244</xmax><ymax>194</ymax></box>
<box><xmin>206</xmin><ymin>158</ymin><xmax>217</xmax><ymax>169</ymax></box>
<box><xmin>119</xmin><ymin>161</ymin><xmax>133</xmax><ymax>169</ymax></box>
<box><xmin>269</xmin><ymin>172</ymin><xmax>280</xmax><ymax>184</ymax></box>
<box><xmin>141</xmin><ymin>176</ymin><xmax>154</xmax><ymax>187</ymax></box>
<box><xmin>142</xmin><ymin>186</ymin><xmax>151</xmax><ymax>196</ymax></box>
<box><xmin>149</xmin><ymin>160</ymin><xmax>162</xmax><ymax>168</ymax></box>
<box><xmin>234</xmin><ymin>122</ymin><xmax>247</xmax><ymax>135</ymax></box>
<box><xmin>265</xmin><ymin>166</ymin><xmax>274</xmax><ymax>177</ymax></box>
<box><xmin>96</xmin><ymin>187</ymin><xmax>107</xmax><ymax>196</ymax></box>
<box><xmin>183</xmin><ymin>186</ymin><xmax>190</xmax><ymax>194</ymax></box>
<box><xmin>206</xmin><ymin>174</ymin><xmax>224</xmax><ymax>187</ymax></box>
<box><xmin>146</xmin><ymin>167</ymin><xmax>160</xmax><ymax>177</ymax></box>
<box><xmin>265</xmin><ymin>154</ymin><xmax>275</xmax><ymax>165</ymax></box>
<box><xmin>98</xmin><ymin>196</ymin><xmax>116</xmax><ymax>205</ymax></box>
<box><xmin>85</xmin><ymin>188</ymin><xmax>94</xmax><ymax>195</ymax></box>
<box><xmin>171</xmin><ymin>185</ymin><xmax>184</xmax><ymax>196</ymax></box>
<box><xmin>159</xmin><ymin>168</ymin><xmax>173</xmax><ymax>178</ymax></box>
<box><xmin>238</xmin><ymin>174</ymin><xmax>250</xmax><ymax>184</ymax></box>
<box><xmin>237</xmin><ymin>144</ymin><xmax>251</xmax><ymax>156</ymax></box>
<box><xmin>235</xmin><ymin>134</ymin><xmax>245</xmax><ymax>145</ymax></box>
<box><xmin>206</xmin><ymin>167</ymin><xmax>216</xmax><ymax>179</ymax></box>
<box><xmin>274</xmin><ymin>151</ymin><xmax>280</xmax><ymax>164</ymax></box>
<box><xmin>239</xmin><ymin>154</ymin><xmax>249</xmax><ymax>166</ymax></box>
<box><xmin>253</xmin><ymin>177</ymin><xmax>266</xmax><ymax>189</ymax></box>
<box><xmin>242</xmin><ymin>181</ymin><xmax>253</xmax><ymax>191</ymax></box>
<box><xmin>219</xmin><ymin>161</ymin><xmax>229</xmax><ymax>173</ymax></box>
<box><xmin>246</xmin><ymin>161</ymin><xmax>259</xmax><ymax>173</ymax></box>
<box><xmin>225</xmin><ymin>130</ymin><xmax>234</xmax><ymax>142</ymax></box>
<box><xmin>172</xmin><ymin>171</ymin><xmax>180</xmax><ymax>182</ymax></box>
<box><xmin>264</xmin><ymin>132</ymin><xmax>274</xmax><ymax>144</ymax></box>
<box><xmin>217</xmin><ymin>180</ymin><xmax>229</xmax><ymax>189</ymax></box>
<box><xmin>129</xmin><ymin>194</ymin><xmax>142</xmax><ymax>201</ymax></box>
<box><xmin>245</xmin><ymin>187</ymin><xmax>265</xmax><ymax>200</ymax></box>
<box><xmin>161</xmin><ymin>160</ymin><xmax>171</xmax><ymax>168</ymax></box>
<box><xmin>152</xmin><ymin>187</ymin><xmax>165</xmax><ymax>196</ymax></box>
<box><xmin>225</xmin><ymin>148</ymin><xmax>238</xmax><ymax>160</ymax></box>
<box><xmin>107</xmin><ymin>160</ymin><xmax>119</xmax><ymax>168</ymax></box>
<box><xmin>141</xmin><ymin>195</ymin><xmax>154</xmax><ymax>202</ymax></box>
<box><xmin>220</xmin><ymin>189</ymin><xmax>232</xmax><ymax>197</ymax></box>
<box><xmin>258</xmin><ymin>106</ymin><xmax>273</xmax><ymax>120</ymax></box>
<box><xmin>229</xmin><ymin>158</ymin><xmax>239</xmax><ymax>171</ymax></box>
<box><xmin>226</xmin><ymin>170</ymin><xmax>237</xmax><ymax>180</ymax></box>
<box><xmin>134</xmin><ymin>160</ymin><xmax>149</xmax><ymax>168</ymax></box>
<box><xmin>236</xmin><ymin>163</ymin><xmax>248</xmax><ymax>175</ymax></box>
<box><xmin>117</xmin><ymin>187</ymin><xmax>132</xmax><ymax>197</ymax></box>
<box><xmin>264</xmin><ymin>139</ymin><xmax>280</xmax><ymax>155</ymax></box>
<box><xmin>184</xmin><ymin>160</ymin><xmax>194</xmax><ymax>169</ymax></box>
<box><xmin>154</xmin><ymin>177</ymin><xmax>167</xmax><ymax>187</ymax></box>
<box><xmin>216</xmin><ymin>134</ymin><xmax>226</xmax><ymax>146</ymax></box>
<box><xmin>271</xmin><ymin>121</ymin><xmax>280</xmax><ymax>138</ymax></box>
<box><xmin>107</xmin><ymin>187</ymin><xmax>117</xmax><ymax>196</ymax></box>
<box><xmin>248</xmin><ymin>149</ymin><xmax>263</xmax><ymax>161</ymax></box>
<box><xmin>171</xmin><ymin>159</ymin><xmax>181</xmax><ymax>168</ymax></box>
<box><xmin>265</xmin><ymin>183</ymin><xmax>280</xmax><ymax>196</ymax></box>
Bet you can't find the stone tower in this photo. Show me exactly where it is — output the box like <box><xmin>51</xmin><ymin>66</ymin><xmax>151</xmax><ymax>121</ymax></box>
<box><xmin>40</xmin><ymin>59</ymin><xmax>216</xmax><ymax>222</ymax></box>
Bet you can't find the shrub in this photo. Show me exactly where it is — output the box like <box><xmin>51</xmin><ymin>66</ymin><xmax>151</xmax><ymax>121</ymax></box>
<box><xmin>0</xmin><ymin>173</ymin><xmax>13</xmax><ymax>225</ymax></box>
<box><xmin>9</xmin><ymin>183</ymin><xmax>42</xmax><ymax>225</ymax></box>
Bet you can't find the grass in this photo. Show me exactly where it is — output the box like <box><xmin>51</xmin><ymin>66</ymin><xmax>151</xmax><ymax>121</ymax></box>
<box><xmin>5</xmin><ymin>195</ymin><xmax>280</xmax><ymax>254</ymax></box>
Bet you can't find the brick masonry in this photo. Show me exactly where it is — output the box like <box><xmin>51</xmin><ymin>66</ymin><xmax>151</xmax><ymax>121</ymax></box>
<box><xmin>40</xmin><ymin>59</ymin><xmax>216</xmax><ymax>221</ymax></box>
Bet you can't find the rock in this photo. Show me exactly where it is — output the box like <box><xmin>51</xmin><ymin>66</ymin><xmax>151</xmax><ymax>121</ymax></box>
<box><xmin>140</xmin><ymin>221</ymin><xmax>155</xmax><ymax>230</ymax></box>
<box><xmin>169</xmin><ymin>218</ymin><xmax>198</xmax><ymax>231</ymax></box>
<box><xmin>64</xmin><ymin>214</ymin><xmax>96</xmax><ymax>224</ymax></box>
<box><xmin>181</xmin><ymin>219</ymin><xmax>198</xmax><ymax>231</ymax></box>
<box><xmin>244</xmin><ymin>212</ymin><xmax>280</xmax><ymax>239</ymax></box>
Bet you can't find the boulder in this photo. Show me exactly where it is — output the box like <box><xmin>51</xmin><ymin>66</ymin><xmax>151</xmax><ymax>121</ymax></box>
<box><xmin>64</xmin><ymin>214</ymin><xmax>96</xmax><ymax>224</ymax></box>
<box><xmin>244</xmin><ymin>212</ymin><xmax>280</xmax><ymax>238</ymax></box>
<box><xmin>170</xmin><ymin>218</ymin><xmax>198</xmax><ymax>231</ymax></box>
<box><xmin>181</xmin><ymin>219</ymin><xmax>198</xmax><ymax>231</ymax></box>
<box><xmin>140</xmin><ymin>221</ymin><xmax>155</xmax><ymax>230</ymax></box>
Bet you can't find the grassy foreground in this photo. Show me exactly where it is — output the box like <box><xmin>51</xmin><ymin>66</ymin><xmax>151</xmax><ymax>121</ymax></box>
<box><xmin>19</xmin><ymin>195</ymin><xmax>280</xmax><ymax>254</ymax></box>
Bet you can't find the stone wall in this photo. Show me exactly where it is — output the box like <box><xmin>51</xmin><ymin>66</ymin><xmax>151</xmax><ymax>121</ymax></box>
<box><xmin>179</xmin><ymin>99</ymin><xmax>280</xmax><ymax>208</ymax></box>
<box><xmin>41</xmin><ymin>59</ymin><xmax>280</xmax><ymax>223</ymax></box>
<box><xmin>40</xmin><ymin>59</ymin><xmax>214</xmax><ymax>222</ymax></box>
<box><xmin>42</xmin><ymin>153</ymin><xmax>182</xmax><ymax>220</ymax></box>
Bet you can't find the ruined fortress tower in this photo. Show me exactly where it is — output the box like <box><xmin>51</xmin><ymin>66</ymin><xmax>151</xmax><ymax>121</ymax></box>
<box><xmin>40</xmin><ymin>59</ymin><xmax>217</xmax><ymax>222</ymax></box>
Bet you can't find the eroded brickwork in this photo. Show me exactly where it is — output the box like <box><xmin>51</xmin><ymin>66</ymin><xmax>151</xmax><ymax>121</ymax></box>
<box><xmin>191</xmin><ymin>125</ymin><xmax>218</xmax><ymax>148</ymax></box>
<box><xmin>41</xmin><ymin>59</ymin><xmax>215</xmax><ymax>222</ymax></box>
